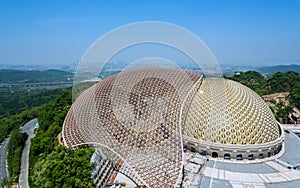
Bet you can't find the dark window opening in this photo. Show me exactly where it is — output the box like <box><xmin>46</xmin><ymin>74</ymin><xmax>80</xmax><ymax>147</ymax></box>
<box><xmin>224</xmin><ymin>153</ymin><xmax>231</xmax><ymax>160</ymax></box>
<box><xmin>191</xmin><ymin>146</ymin><xmax>196</xmax><ymax>152</ymax></box>
<box><xmin>236</xmin><ymin>154</ymin><xmax>243</xmax><ymax>160</ymax></box>
<box><xmin>212</xmin><ymin>152</ymin><xmax>218</xmax><ymax>158</ymax></box>
<box><xmin>248</xmin><ymin>154</ymin><xmax>254</xmax><ymax>160</ymax></box>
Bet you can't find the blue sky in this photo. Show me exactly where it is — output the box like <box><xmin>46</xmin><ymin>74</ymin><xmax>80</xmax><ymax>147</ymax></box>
<box><xmin>0</xmin><ymin>0</ymin><xmax>300</xmax><ymax>66</ymax></box>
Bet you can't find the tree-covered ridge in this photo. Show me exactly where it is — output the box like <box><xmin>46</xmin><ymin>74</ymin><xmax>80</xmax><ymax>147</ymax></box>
<box><xmin>0</xmin><ymin>88</ymin><xmax>70</xmax><ymax>186</ymax></box>
<box><xmin>0</xmin><ymin>69</ymin><xmax>73</xmax><ymax>119</ymax></box>
<box><xmin>29</xmin><ymin>89</ymin><xmax>95</xmax><ymax>187</ymax></box>
<box><xmin>0</xmin><ymin>88</ymin><xmax>66</xmax><ymax>119</ymax></box>
<box><xmin>0</xmin><ymin>87</ymin><xmax>68</xmax><ymax>143</ymax></box>
<box><xmin>0</xmin><ymin>69</ymin><xmax>73</xmax><ymax>84</ymax></box>
<box><xmin>226</xmin><ymin>71</ymin><xmax>300</xmax><ymax>123</ymax></box>
<box><xmin>226</xmin><ymin>71</ymin><xmax>268</xmax><ymax>96</ymax></box>
<box><xmin>33</xmin><ymin>147</ymin><xmax>94</xmax><ymax>188</ymax></box>
<box><xmin>30</xmin><ymin>90</ymin><xmax>72</xmax><ymax>157</ymax></box>
<box><xmin>268</xmin><ymin>71</ymin><xmax>300</xmax><ymax>94</ymax></box>
<box><xmin>227</xmin><ymin>71</ymin><xmax>300</xmax><ymax>96</ymax></box>
<box><xmin>290</xmin><ymin>82</ymin><xmax>300</xmax><ymax>110</ymax></box>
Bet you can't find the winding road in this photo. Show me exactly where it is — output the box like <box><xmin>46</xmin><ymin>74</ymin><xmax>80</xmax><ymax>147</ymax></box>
<box><xmin>19</xmin><ymin>118</ymin><xmax>37</xmax><ymax>188</ymax></box>
<box><xmin>0</xmin><ymin>137</ymin><xmax>10</xmax><ymax>183</ymax></box>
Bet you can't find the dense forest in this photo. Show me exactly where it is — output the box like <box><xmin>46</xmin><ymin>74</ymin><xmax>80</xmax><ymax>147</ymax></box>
<box><xmin>226</xmin><ymin>71</ymin><xmax>300</xmax><ymax>104</ymax></box>
<box><xmin>226</xmin><ymin>71</ymin><xmax>300</xmax><ymax>122</ymax></box>
<box><xmin>29</xmin><ymin>89</ymin><xmax>95</xmax><ymax>187</ymax></box>
<box><xmin>0</xmin><ymin>69</ymin><xmax>73</xmax><ymax>119</ymax></box>
<box><xmin>32</xmin><ymin>147</ymin><xmax>94</xmax><ymax>188</ymax></box>
<box><xmin>291</xmin><ymin>82</ymin><xmax>300</xmax><ymax>110</ymax></box>
<box><xmin>0</xmin><ymin>86</ymin><xmax>69</xmax><ymax>144</ymax></box>
<box><xmin>0</xmin><ymin>88</ymin><xmax>95</xmax><ymax>186</ymax></box>
<box><xmin>0</xmin><ymin>72</ymin><xmax>72</xmax><ymax>148</ymax></box>
<box><xmin>0</xmin><ymin>70</ymin><xmax>74</xmax><ymax>186</ymax></box>
<box><xmin>0</xmin><ymin>88</ymin><xmax>66</xmax><ymax>119</ymax></box>
<box><xmin>0</xmin><ymin>95</ymin><xmax>69</xmax><ymax>186</ymax></box>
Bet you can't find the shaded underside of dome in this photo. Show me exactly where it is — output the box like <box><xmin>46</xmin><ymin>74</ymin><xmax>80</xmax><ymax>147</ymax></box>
<box><xmin>183</xmin><ymin>78</ymin><xmax>280</xmax><ymax>145</ymax></box>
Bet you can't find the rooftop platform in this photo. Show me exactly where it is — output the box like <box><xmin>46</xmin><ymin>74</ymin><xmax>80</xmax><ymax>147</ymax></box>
<box><xmin>200</xmin><ymin>131</ymin><xmax>300</xmax><ymax>188</ymax></box>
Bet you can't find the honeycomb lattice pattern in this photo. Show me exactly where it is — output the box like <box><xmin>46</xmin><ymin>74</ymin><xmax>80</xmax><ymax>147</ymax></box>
<box><xmin>62</xmin><ymin>68</ymin><xmax>201</xmax><ymax>188</ymax></box>
<box><xmin>183</xmin><ymin>78</ymin><xmax>280</xmax><ymax>145</ymax></box>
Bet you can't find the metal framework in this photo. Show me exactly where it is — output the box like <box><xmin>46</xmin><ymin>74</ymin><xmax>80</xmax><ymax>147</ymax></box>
<box><xmin>63</xmin><ymin>68</ymin><xmax>283</xmax><ymax>186</ymax></box>
<box><xmin>62</xmin><ymin>68</ymin><xmax>202</xmax><ymax>187</ymax></box>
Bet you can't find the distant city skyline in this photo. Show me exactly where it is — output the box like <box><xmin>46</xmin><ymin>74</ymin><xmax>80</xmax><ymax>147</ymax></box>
<box><xmin>0</xmin><ymin>0</ymin><xmax>300</xmax><ymax>66</ymax></box>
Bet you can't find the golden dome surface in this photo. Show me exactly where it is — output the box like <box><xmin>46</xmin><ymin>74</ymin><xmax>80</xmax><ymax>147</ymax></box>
<box><xmin>183</xmin><ymin>78</ymin><xmax>280</xmax><ymax>145</ymax></box>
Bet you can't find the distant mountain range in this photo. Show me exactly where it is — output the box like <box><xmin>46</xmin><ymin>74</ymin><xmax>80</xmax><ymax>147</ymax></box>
<box><xmin>255</xmin><ymin>64</ymin><xmax>300</xmax><ymax>75</ymax></box>
<box><xmin>1</xmin><ymin>64</ymin><xmax>300</xmax><ymax>77</ymax></box>
<box><xmin>0</xmin><ymin>69</ymin><xmax>73</xmax><ymax>84</ymax></box>
<box><xmin>0</xmin><ymin>64</ymin><xmax>76</xmax><ymax>72</ymax></box>
<box><xmin>221</xmin><ymin>64</ymin><xmax>300</xmax><ymax>75</ymax></box>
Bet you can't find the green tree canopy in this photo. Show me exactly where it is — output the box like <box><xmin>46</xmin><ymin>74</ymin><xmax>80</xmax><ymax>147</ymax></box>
<box><xmin>291</xmin><ymin>82</ymin><xmax>300</xmax><ymax>109</ymax></box>
<box><xmin>226</xmin><ymin>71</ymin><xmax>267</xmax><ymax>95</ymax></box>
<box><xmin>32</xmin><ymin>147</ymin><xmax>94</xmax><ymax>188</ymax></box>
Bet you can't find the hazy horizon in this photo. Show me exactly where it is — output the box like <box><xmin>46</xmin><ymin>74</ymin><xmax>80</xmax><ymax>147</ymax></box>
<box><xmin>1</xmin><ymin>0</ymin><xmax>300</xmax><ymax>67</ymax></box>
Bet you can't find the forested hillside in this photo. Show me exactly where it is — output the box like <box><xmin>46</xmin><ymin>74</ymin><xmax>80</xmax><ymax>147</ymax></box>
<box><xmin>0</xmin><ymin>69</ymin><xmax>76</xmax><ymax>186</ymax></box>
<box><xmin>226</xmin><ymin>71</ymin><xmax>300</xmax><ymax>104</ymax></box>
<box><xmin>29</xmin><ymin>89</ymin><xmax>94</xmax><ymax>187</ymax></box>
<box><xmin>0</xmin><ymin>89</ymin><xmax>71</xmax><ymax>186</ymax></box>
<box><xmin>0</xmin><ymin>69</ymin><xmax>72</xmax><ymax>119</ymax></box>
<box><xmin>0</xmin><ymin>70</ymin><xmax>72</xmax><ymax>145</ymax></box>
<box><xmin>0</xmin><ymin>88</ymin><xmax>66</xmax><ymax>119</ymax></box>
<box><xmin>226</xmin><ymin>71</ymin><xmax>300</xmax><ymax>123</ymax></box>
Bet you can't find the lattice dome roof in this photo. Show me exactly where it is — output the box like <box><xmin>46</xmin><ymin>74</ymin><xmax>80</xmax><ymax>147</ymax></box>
<box><xmin>63</xmin><ymin>68</ymin><xmax>281</xmax><ymax>187</ymax></box>
<box><xmin>183</xmin><ymin>78</ymin><xmax>281</xmax><ymax>145</ymax></box>
<box><xmin>62</xmin><ymin>68</ymin><xmax>202</xmax><ymax>188</ymax></box>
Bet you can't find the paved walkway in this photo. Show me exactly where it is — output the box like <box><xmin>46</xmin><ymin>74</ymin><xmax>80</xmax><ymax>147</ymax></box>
<box><xmin>0</xmin><ymin>137</ymin><xmax>10</xmax><ymax>183</ymax></box>
<box><xmin>203</xmin><ymin>161</ymin><xmax>300</xmax><ymax>188</ymax></box>
<box><xmin>202</xmin><ymin>131</ymin><xmax>300</xmax><ymax>188</ymax></box>
<box><xmin>279</xmin><ymin>132</ymin><xmax>300</xmax><ymax>167</ymax></box>
<box><xmin>19</xmin><ymin>119</ymin><xmax>37</xmax><ymax>188</ymax></box>
<box><xmin>281</xmin><ymin>124</ymin><xmax>300</xmax><ymax>130</ymax></box>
